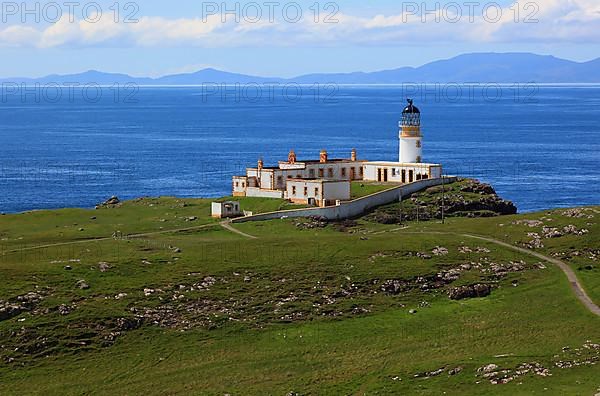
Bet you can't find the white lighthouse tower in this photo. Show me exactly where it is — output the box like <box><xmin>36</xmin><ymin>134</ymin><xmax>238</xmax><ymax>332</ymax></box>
<box><xmin>399</xmin><ymin>99</ymin><xmax>422</xmax><ymax>163</ymax></box>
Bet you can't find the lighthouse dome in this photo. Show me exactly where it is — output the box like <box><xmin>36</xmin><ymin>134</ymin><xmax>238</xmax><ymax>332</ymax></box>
<box><xmin>402</xmin><ymin>99</ymin><xmax>420</xmax><ymax>114</ymax></box>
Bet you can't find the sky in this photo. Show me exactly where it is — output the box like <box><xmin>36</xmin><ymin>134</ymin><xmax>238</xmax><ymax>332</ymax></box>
<box><xmin>0</xmin><ymin>0</ymin><xmax>599</xmax><ymax>77</ymax></box>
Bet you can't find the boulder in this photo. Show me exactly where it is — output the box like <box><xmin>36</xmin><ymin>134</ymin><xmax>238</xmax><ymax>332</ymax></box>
<box><xmin>104</xmin><ymin>196</ymin><xmax>120</xmax><ymax>205</ymax></box>
<box><xmin>448</xmin><ymin>284</ymin><xmax>492</xmax><ymax>300</ymax></box>
<box><xmin>97</xmin><ymin>196</ymin><xmax>121</xmax><ymax>208</ymax></box>
<box><xmin>98</xmin><ymin>262</ymin><xmax>111</xmax><ymax>272</ymax></box>
<box><xmin>76</xmin><ymin>280</ymin><xmax>90</xmax><ymax>290</ymax></box>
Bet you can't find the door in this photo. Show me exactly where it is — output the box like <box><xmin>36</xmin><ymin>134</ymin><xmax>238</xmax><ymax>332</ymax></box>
<box><xmin>409</xmin><ymin>170</ymin><xmax>414</xmax><ymax>183</ymax></box>
<box><xmin>377</xmin><ymin>168</ymin><xmax>382</xmax><ymax>182</ymax></box>
<box><xmin>383</xmin><ymin>169</ymin><xmax>388</xmax><ymax>182</ymax></box>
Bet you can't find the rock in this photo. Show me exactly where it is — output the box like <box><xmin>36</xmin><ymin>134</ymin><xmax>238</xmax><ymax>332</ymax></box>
<box><xmin>409</xmin><ymin>309</ymin><xmax>417</xmax><ymax>314</ymax></box>
<box><xmin>115</xmin><ymin>317</ymin><xmax>143</xmax><ymax>331</ymax></box>
<box><xmin>243</xmin><ymin>276</ymin><xmax>251</xmax><ymax>283</ymax></box>
<box><xmin>542</xmin><ymin>226</ymin><xmax>563</xmax><ymax>238</ymax></box>
<box><xmin>381</xmin><ymin>280</ymin><xmax>407</xmax><ymax>295</ymax></box>
<box><xmin>432</xmin><ymin>246</ymin><xmax>449</xmax><ymax>256</ymax></box>
<box><xmin>448</xmin><ymin>284</ymin><xmax>492</xmax><ymax>300</ymax></box>
<box><xmin>58</xmin><ymin>304</ymin><xmax>72</xmax><ymax>315</ymax></box>
<box><xmin>1</xmin><ymin>292</ymin><xmax>44</xmax><ymax>321</ymax></box>
<box><xmin>105</xmin><ymin>196</ymin><xmax>120</xmax><ymax>205</ymax></box>
<box><xmin>0</xmin><ymin>304</ymin><xmax>23</xmax><ymax>321</ymax></box>
<box><xmin>98</xmin><ymin>262</ymin><xmax>111</xmax><ymax>272</ymax></box>
<box><xmin>296</xmin><ymin>216</ymin><xmax>328</xmax><ymax>229</ymax></box>
<box><xmin>478</xmin><ymin>363</ymin><xmax>499</xmax><ymax>373</ymax></box>
<box><xmin>460</xmin><ymin>180</ymin><xmax>496</xmax><ymax>195</ymax></box>
<box><xmin>186</xmin><ymin>216</ymin><xmax>198</xmax><ymax>222</ymax></box>
<box><xmin>448</xmin><ymin>366</ymin><xmax>463</xmax><ymax>375</ymax></box>
<box><xmin>458</xmin><ymin>246</ymin><xmax>472</xmax><ymax>253</ymax></box>
<box><xmin>76</xmin><ymin>280</ymin><xmax>90</xmax><ymax>290</ymax></box>
<box><xmin>97</xmin><ymin>196</ymin><xmax>120</xmax><ymax>208</ymax></box>
<box><xmin>64</xmin><ymin>265</ymin><xmax>73</xmax><ymax>271</ymax></box>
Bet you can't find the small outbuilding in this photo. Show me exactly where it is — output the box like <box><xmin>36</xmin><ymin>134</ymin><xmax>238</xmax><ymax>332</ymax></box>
<box><xmin>211</xmin><ymin>201</ymin><xmax>242</xmax><ymax>218</ymax></box>
<box><xmin>285</xmin><ymin>179</ymin><xmax>350</xmax><ymax>207</ymax></box>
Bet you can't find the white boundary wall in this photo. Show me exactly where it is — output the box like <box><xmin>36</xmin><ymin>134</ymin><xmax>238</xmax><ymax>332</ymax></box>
<box><xmin>232</xmin><ymin>177</ymin><xmax>457</xmax><ymax>223</ymax></box>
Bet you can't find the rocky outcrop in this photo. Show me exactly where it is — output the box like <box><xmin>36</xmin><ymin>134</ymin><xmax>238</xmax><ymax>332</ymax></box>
<box><xmin>96</xmin><ymin>196</ymin><xmax>121</xmax><ymax>209</ymax></box>
<box><xmin>448</xmin><ymin>284</ymin><xmax>492</xmax><ymax>300</ymax></box>
<box><xmin>295</xmin><ymin>216</ymin><xmax>328</xmax><ymax>229</ymax></box>
<box><xmin>0</xmin><ymin>292</ymin><xmax>43</xmax><ymax>322</ymax></box>
<box><xmin>366</xmin><ymin>179</ymin><xmax>517</xmax><ymax>224</ymax></box>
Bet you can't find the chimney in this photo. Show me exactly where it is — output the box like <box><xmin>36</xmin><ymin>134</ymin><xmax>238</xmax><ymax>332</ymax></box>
<box><xmin>351</xmin><ymin>148</ymin><xmax>357</xmax><ymax>162</ymax></box>
<box><xmin>320</xmin><ymin>150</ymin><xmax>328</xmax><ymax>163</ymax></box>
<box><xmin>257</xmin><ymin>158</ymin><xmax>264</xmax><ymax>170</ymax></box>
<box><xmin>288</xmin><ymin>149</ymin><xmax>297</xmax><ymax>164</ymax></box>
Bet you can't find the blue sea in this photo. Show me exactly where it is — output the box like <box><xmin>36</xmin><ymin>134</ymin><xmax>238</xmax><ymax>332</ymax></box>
<box><xmin>1</xmin><ymin>85</ymin><xmax>599</xmax><ymax>213</ymax></box>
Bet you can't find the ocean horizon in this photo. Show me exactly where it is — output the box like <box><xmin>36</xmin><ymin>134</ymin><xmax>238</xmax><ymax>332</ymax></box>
<box><xmin>1</xmin><ymin>85</ymin><xmax>599</xmax><ymax>214</ymax></box>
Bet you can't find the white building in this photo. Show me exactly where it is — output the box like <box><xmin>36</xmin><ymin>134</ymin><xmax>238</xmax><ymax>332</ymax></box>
<box><xmin>363</xmin><ymin>162</ymin><xmax>442</xmax><ymax>183</ymax></box>
<box><xmin>231</xmin><ymin>99</ymin><xmax>443</xmax><ymax>207</ymax></box>
<box><xmin>211</xmin><ymin>201</ymin><xmax>242</xmax><ymax>218</ymax></box>
<box><xmin>233</xmin><ymin>149</ymin><xmax>365</xmax><ymax>207</ymax></box>
<box><xmin>286</xmin><ymin>178</ymin><xmax>350</xmax><ymax>207</ymax></box>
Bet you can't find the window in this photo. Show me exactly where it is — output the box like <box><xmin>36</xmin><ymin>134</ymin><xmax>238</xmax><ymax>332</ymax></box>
<box><xmin>304</xmin><ymin>187</ymin><xmax>308</xmax><ymax>196</ymax></box>
<box><xmin>235</xmin><ymin>182</ymin><xmax>239</xmax><ymax>187</ymax></box>
<box><xmin>287</xmin><ymin>175</ymin><xmax>292</xmax><ymax>179</ymax></box>
<box><xmin>341</xmin><ymin>168</ymin><xmax>346</xmax><ymax>177</ymax></box>
<box><xmin>359</xmin><ymin>167</ymin><xmax>363</xmax><ymax>176</ymax></box>
<box><xmin>327</xmin><ymin>168</ymin><xmax>333</xmax><ymax>178</ymax></box>
<box><xmin>392</xmin><ymin>168</ymin><xmax>396</xmax><ymax>177</ymax></box>
<box><xmin>292</xmin><ymin>186</ymin><xmax>296</xmax><ymax>195</ymax></box>
<box><xmin>242</xmin><ymin>182</ymin><xmax>245</xmax><ymax>187</ymax></box>
<box><xmin>318</xmin><ymin>169</ymin><xmax>324</xmax><ymax>178</ymax></box>
<box><xmin>309</xmin><ymin>169</ymin><xmax>315</xmax><ymax>178</ymax></box>
<box><xmin>297</xmin><ymin>174</ymin><xmax>302</xmax><ymax>178</ymax></box>
<box><xmin>277</xmin><ymin>176</ymin><xmax>283</xmax><ymax>184</ymax></box>
<box><xmin>314</xmin><ymin>187</ymin><xmax>319</xmax><ymax>196</ymax></box>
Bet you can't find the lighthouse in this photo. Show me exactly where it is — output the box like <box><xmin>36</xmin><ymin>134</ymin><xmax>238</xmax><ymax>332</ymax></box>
<box><xmin>399</xmin><ymin>99</ymin><xmax>422</xmax><ymax>163</ymax></box>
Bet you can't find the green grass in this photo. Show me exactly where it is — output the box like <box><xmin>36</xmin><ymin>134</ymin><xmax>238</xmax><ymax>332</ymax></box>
<box><xmin>0</xmin><ymin>198</ymin><xmax>599</xmax><ymax>395</ymax></box>
<box><xmin>351</xmin><ymin>181</ymin><xmax>398</xmax><ymax>199</ymax></box>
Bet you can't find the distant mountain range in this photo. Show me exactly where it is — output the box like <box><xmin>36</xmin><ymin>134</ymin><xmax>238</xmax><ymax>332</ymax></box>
<box><xmin>3</xmin><ymin>53</ymin><xmax>600</xmax><ymax>85</ymax></box>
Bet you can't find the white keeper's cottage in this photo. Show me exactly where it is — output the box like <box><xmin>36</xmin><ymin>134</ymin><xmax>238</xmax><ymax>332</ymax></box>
<box><xmin>230</xmin><ymin>99</ymin><xmax>442</xmax><ymax>208</ymax></box>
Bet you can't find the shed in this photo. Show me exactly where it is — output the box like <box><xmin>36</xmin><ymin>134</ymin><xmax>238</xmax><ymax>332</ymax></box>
<box><xmin>211</xmin><ymin>201</ymin><xmax>242</xmax><ymax>218</ymax></box>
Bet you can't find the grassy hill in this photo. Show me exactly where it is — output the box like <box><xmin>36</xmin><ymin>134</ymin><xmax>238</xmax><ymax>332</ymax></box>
<box><xmin>0</xmin><ymin>184</ymin><xmax>599</xmax><ymax>395</ymax></box>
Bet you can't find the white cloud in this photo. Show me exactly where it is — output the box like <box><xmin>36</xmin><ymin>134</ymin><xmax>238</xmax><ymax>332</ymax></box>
<box><xmin>0</xmin><ymin>25</ymin><xmax>40</xmax><ymax>47</ymax></box>
<box><xmin>0</xmin><ymin>0</ymin><xmax>598</xmax><ymax>49</ymax></box>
